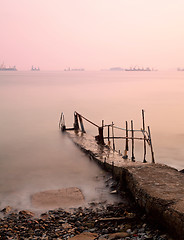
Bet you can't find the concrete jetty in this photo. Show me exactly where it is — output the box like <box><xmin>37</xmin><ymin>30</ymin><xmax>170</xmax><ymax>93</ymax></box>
<box><xmin>64</xmin><ymin>131</ymin><xmax>184</xmax><ymax>239</ymax></box>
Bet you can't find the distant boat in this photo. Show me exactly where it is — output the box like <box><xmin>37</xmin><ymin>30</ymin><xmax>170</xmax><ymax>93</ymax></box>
<box><xmin>177</xmin><ymin>68</ymin><xmax>184</xmax><ymax>71</ymax></box>
<box><xmin>109</xmin><ymin>67</ymin><xmax>124</xmax><ymax>71</ymax></box>
<box><xmin>125</xmin><ymin>67</ymin><xmax>151</xmax><ymax>71</ymax></box>
<box><xmin>64</xmin><ymin>67</ymin><xmax>85</xmax><ymax>71</ymax></box>
<box><xmin>31</xmin><ymin>66</ymin><xmax>40</xmax><ymax>71</ymax></box>
<box><xmin>0</xmin><ymin>63</ymin><xmax>17</xmax><ymax>71</ymax></box>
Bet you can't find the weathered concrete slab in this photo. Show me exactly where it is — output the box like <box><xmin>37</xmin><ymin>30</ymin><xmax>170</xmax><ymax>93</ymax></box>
<box><xmin>66</xmin><ymin>131</ymin><xmax>144</xmax><ymax>167</ymax></box>
<box><xmin>31</xmin><ymin>187</ymin><xmax>84</xmax><ymax>209</ymax></box>
<box><xmin>66</xmin><ymin>131</ymin><xmax>184</xmax><ymax>239</ymax></box>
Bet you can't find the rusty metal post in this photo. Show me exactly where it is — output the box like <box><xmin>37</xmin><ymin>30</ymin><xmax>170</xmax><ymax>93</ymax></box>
<box><xmin>142</xmin><ymin>109</ymin><xmax>147</xmax><ymax>163</ymax></box>
<box><xmin>126</xmin><ymin>121</ymin><xmax>129</xmax><ymax>151</ymax></box>
<box><xmin>59</xmin><ymin>112</ymin><xmax>66</xmax><ymax>132</ymax></box>
<box><xmin>74</xmin><ymin>112</ymin><xmax>79</xmax><ymax>131</ymax></box>
<box><xmin>59</xmin><ymin>112</ymin><xmax>63</xmax><ymax>129</ymax></box>
<box><xmin>98</xmin><ymin>126</ymin><xmax>105</xmax><ymax>145</ymax></box>
<box><xmin>131</xmin><ymin>120</ymin><xmax>135</xmax><ymax>161</ymax></box>
<box><xmin>78</xmin><ymin>114</ymin><xmax>86</xmax><ymax>133</ymax></box>
<box><xmin>112</xmin><ymin>122</ymin><xmax>115</xmax><ymax>151</ymax></box>
<box><xmin>61</xmin><ymin>125</ymin><xmax>66</xmax><ymax>132</ymax></box>
<box><xmin>108</xmin><ymin>125</ymin><xmax>110</xmax><ymax>146</ymax></box>
<box><xmin>123</xmin><ymin>121</ymin><xmax>128</xmax><ymax>159</ymax></box>
<box><xmin>148</xmin><ymin>126</ymin><xmax>155</xmax><ymax>163</ymax></box>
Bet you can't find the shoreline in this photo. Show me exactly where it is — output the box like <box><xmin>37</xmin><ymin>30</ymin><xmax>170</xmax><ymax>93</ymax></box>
<box><xmin>0</xmin><ymin>177</ymin><xmax>173</xmax><ymax>239</ymax></box>
<box><xmin>0</xmin><ymin>201</ymin><xmax>172</xmax><ymax>240</ymax></box>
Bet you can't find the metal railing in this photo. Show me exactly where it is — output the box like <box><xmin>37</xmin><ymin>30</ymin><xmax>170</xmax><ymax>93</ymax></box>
<box><xmin>59</xmin><ymin>110</ymin><xmax>155</xmax><ymax>163</ymax></box>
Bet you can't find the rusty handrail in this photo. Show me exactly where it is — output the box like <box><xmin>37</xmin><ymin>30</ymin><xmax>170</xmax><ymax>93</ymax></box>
<box><xmin>59</xmin><ymin>110</ymin><xmax>155</xmax><ymax>163</ymax></box>
<box><xmin>74</xmin><ymin>111</ymin><xmax>100</xmax><ymax>128</ymax></box>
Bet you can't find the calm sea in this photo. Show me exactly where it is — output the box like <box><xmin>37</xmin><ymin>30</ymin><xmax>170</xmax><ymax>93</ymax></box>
<box><xmin>0</xmin><ymin>71</ymin><xmax>183</xmax><ymax>210</ymax></box>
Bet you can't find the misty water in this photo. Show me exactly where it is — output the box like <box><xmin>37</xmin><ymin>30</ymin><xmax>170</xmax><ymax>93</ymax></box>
<box><xmin>0</xmin><ymin>71</ymin><xmax>184</xmax><ymax>211</ymax></box>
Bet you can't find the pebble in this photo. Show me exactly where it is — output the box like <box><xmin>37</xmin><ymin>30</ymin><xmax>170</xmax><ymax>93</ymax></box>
<box><xmin>0</xmin><ymin>203</ymin><xmax>173</xmax><ymax>240</ymax></box>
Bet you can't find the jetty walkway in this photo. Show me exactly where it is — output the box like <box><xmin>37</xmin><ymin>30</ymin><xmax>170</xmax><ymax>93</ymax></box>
<box><xmin>63</xmin><ymin>129</ymin><xmax>184</xmax><ymax>239</ymax></box>
<box><xmin>59</xmin><ymin>111</ymin><xmax>184</xmax><ymax>239</ymax></box>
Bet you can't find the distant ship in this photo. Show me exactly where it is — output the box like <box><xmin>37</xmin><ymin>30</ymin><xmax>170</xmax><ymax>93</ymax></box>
<box><xmin>125</xmin><ymin>67</ymin><xmax>151</xmax><ymax>71</ymax></box>
<box><xmin>64</xmin><ymin>67</ymin><xmax>85</xmax><ymax>71</ymax></box>
<box><xmin>177</xmin><ymin>68</ymin><xmax>184</xmax><ymax>71</ymax></box>
<box><xmin>31</xmin><ymin>66</ymin><xmax>40</xmax><ymax>71</ymax></box>
<box><xmin>0</xmin><ymin>63</ymin><xmax>17</xmax><ymax>71</ymax></box>
<box><xmin>109</xmin><ymin>67</ymin><xmax>124</xmax><ymax>71</ymax></box>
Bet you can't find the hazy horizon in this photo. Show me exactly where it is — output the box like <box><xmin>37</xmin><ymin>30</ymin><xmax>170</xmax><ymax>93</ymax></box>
<box><xmin>1</xmin><ymin>0</ymin><xmax>184</xmax><ymax>71</ymax></box>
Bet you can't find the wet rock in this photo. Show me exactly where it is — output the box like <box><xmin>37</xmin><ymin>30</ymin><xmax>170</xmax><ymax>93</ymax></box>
<box><xmin>108</xmin><ymin>231</ymin><xmax>130</xmax><ymax>239</ymax></box>
<box><xmin>110</xmin><ymin>190</ymin><xmax>118</xmax><ymax>194</ymax></box>
<box><xmin>0</xmin><ymin>203</ymin><xmax>173</xmax><ymax>240</ymax></box>
<box><xmin>1</xmin><ymin>206</ymin><xmax>12</xmax><ymax>214</ymax></box>
<box><xmin>19</xmin><ymin>210</ymin><xmax>35</xmax><ymax>218</ymax></box>
<box><xmin>85</xmin><ymin>222</ymin><xmax>95</xmax><ymax>228</ymax></box>
<box><xmin>101</xmin><ymin>229</ymin><xmax>108</xmax><ymax>234</ymax></box>
<box><xmin>62</xmin><ymin>222</ymin><xmax>72</xmax><ymax>229</ymax></box>
<box><xmin>31</xmin><ymin>187</ymin><xmax>85</xmax><ymax>208</ymax></box>
<box><xmin>40</xmin><ymin>212</ymin><xmax>49</xmax><ymax>220</ymax></box>
<box><xmin>70</xmin><ymin>232</ymin><xmax>98</xmax><ymax>240</ymax></box>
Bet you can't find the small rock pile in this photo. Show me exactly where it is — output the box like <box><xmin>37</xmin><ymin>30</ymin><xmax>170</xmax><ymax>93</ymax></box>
<box><xmin>0</xmin><ymin>202</ymin><xmax>172</xmax><ymax>240</ymax></box>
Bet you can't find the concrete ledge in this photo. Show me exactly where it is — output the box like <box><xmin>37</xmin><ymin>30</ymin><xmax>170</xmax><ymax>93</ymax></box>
<box><xmin>65</xmin><ymin>131</ymin><xmax>184</xmax><ymax>239</ymax></box>
<box><xmin>31</xmin><ymin>187</ymin><xmax>85</xmax><ymax>209</ymax></box>
<box><xmin>123</xmin><ymin>165</ymin><xmax>184</xmax><ymax>238</ymax></box>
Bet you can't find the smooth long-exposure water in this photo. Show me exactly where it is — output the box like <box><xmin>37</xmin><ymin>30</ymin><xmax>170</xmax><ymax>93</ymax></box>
<box><xmin>0</xmin><ymin>71</ymin><xmax>184</xmax><ymax>210</ymax></box>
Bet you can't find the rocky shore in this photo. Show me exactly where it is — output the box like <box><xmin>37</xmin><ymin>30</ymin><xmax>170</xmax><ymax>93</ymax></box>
<box><xmin>0</xmin><ymin>200</ymin><xmax>173</xmax><ymax>240</ymax></box>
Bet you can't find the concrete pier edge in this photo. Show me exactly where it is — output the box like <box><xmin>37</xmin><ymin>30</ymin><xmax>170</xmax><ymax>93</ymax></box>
<box><xmin>65</xmin><ymin>131</ymin><xmax>184</xmax><ymax>239</ymax></box>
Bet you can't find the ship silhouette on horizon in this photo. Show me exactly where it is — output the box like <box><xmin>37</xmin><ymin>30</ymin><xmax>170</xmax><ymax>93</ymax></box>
<box><xmin>31</xmin><ymin>66</ymin><xmax>40</xmax><ymax>71</ymax></box>
<box><xmin>0</xmin><ymin>62</ymin><xmax>17</xmax><ymax>71</ymax></box>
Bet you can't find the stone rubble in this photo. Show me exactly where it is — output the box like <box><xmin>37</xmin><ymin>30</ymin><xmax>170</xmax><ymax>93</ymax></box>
<box><xmin>0</xmin><ymin>202</ymin><xmax>173</xmax><ymax>240</ymax></box>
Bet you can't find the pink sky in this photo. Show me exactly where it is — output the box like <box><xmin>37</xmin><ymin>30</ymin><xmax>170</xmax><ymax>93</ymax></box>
<box><xmin>1</xmin><ymin>0</ymin><xmax>184</xmax><ymax>70</ymax></box>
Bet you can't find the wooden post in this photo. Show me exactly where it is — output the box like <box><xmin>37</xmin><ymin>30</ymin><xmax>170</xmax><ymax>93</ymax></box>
<box><xmin>74</xmin><ymin>112</ymin><xmax>79</xmax><ymax>131</ymax></box>
<box><xmin>142</xmin><ymin>109</ymin><xmax>147</xmax><ymax>163</ymax></box>
<box><xmin>108</xmin><ymin>125</ymin><xmax>110</xmax><ymax>146</ymax></box>
<box><xmin>78</xmin><ymin>115</ymin><xmax>86</xmax><ymax>133</ymax></box>
<box><xmin>98</xmin><ymin>127</ymin><xmax>105</xmax><ymax>145</ymax></box>
<box><xmin>123</xmin><ymin>121</ymin><xmax>128</xmax><ymax>159</ymax></box>
<box><xmin>148</xmin><ymin>126</ymin><xmax>155</xmax><ymax>163</ymax></box>
<box><xmin>112</xmin><ymin>122</ymin><xmax>115</xmax><ymax>151</ymax></box>
<box><xmin>131</xmin><ymin>120</ymin><xmax>135</xmax><ymax>162</ymax></box>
